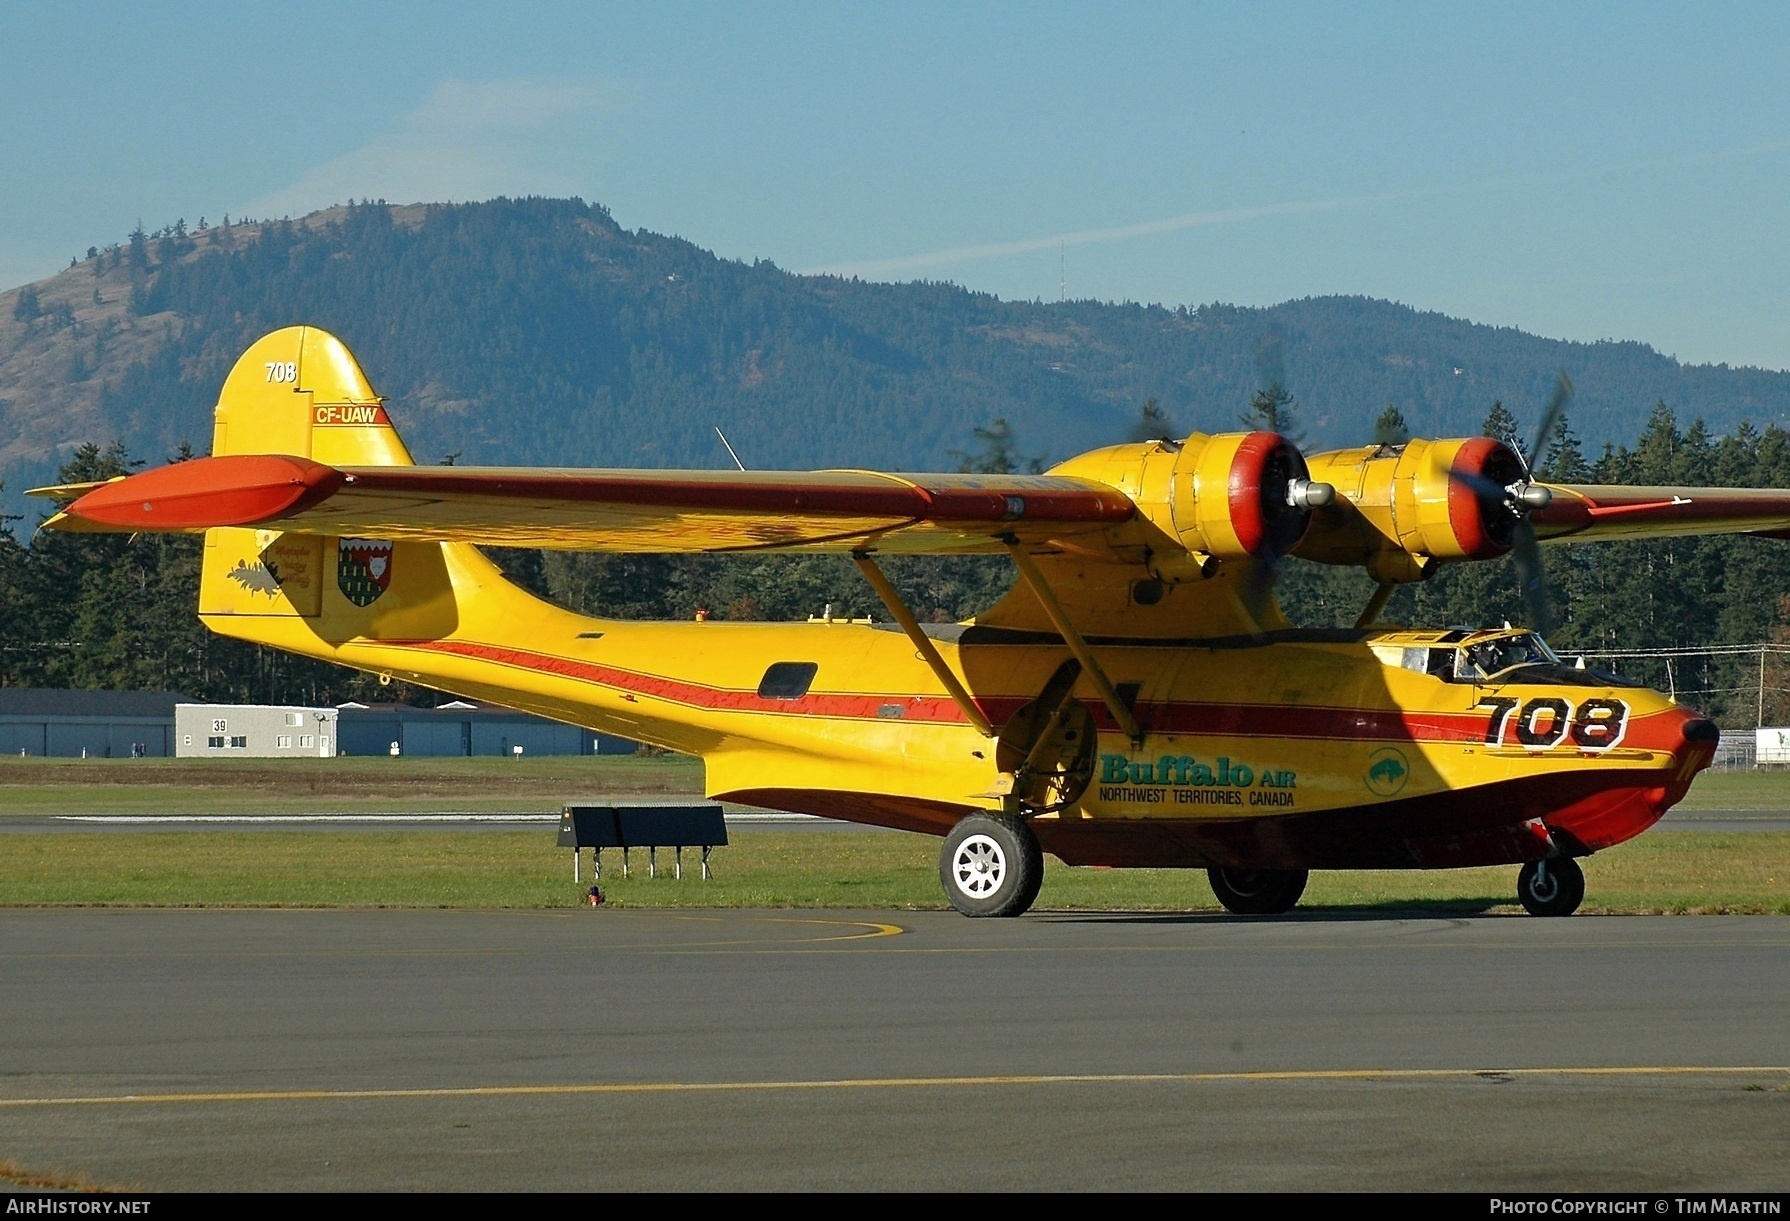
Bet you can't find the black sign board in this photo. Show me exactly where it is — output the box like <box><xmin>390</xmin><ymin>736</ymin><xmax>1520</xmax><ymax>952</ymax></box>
<box><xmin>557</xmin><ymin>804</ymin><xmax>729</xmax><ymax>849</ymax></box>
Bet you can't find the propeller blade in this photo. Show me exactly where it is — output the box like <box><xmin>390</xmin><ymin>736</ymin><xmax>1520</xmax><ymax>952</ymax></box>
<box><xmin>1510</xmin><ymin>519</ymin><xmax>1550</xmax><ymax>636</ymax></box>
<box><xmin>1235</xmin><ymin>553</ymin><xmax>1283</xmax><ymax>636</ymax></box>
<box><xmin>1524</xmin><ymin>374</ymin><xmax>1573</xmax><ymax>476</ymax></box>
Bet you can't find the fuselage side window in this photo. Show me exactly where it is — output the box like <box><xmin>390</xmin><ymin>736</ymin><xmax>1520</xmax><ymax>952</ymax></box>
<box><xmin>758</xmin><ymin>662</ymin><xmax>819</xmax><ymax>701</ymax></box>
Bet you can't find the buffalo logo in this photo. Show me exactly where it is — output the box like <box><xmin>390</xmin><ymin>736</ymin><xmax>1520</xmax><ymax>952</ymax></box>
<box><xmin>1364</xmin><ymin>746</ymin><xmax>1409</xmax><ymax>797</ymax></box>
<box><xmin>337</xmin><ymin>538</ymin><xmax>393</xmax><ymax>607</ymax></box>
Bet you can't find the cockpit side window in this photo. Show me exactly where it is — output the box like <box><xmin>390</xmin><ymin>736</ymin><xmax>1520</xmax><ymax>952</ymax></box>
<box><xmin>1374</xmin><ymin>644</ymin><xmax>1457</xmax><ymax>681</ymax></box>
<box><xmin>1426</xmin><ymin>648</ymin><xmax>1456</xmax><ymax>680</ymax></box>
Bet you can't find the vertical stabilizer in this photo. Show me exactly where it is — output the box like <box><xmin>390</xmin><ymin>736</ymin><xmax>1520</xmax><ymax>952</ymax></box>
<box><xmin>211</xmin><ymin>326</ymin><xmax>413</xmax><ymax>467</ymax></box>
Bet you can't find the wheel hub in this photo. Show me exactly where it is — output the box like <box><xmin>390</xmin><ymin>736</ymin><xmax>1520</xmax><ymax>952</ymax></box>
<box><xmin>953</xmin><ymin>834</ymin><xmax>1006</xmax><ymax>898</ymax></box>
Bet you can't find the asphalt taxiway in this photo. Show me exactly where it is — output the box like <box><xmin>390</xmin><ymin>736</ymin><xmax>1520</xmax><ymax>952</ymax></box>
<box><xmin>0</xmin><ymin>909</ymin><xmax>1785</xmax><ymax>1190</ymax></box>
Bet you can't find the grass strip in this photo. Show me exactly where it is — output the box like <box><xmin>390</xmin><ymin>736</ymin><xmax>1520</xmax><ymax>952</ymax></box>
<box><xmin>3</xmin><ymin>754</ymin><xmax>1787</xmax><ymax>813</ymax></box>
<box><xmin>0</xmin><ymin>828</ymin><xmax>1783</xmax><ymax>913</ymax></box>
<box><xmin>0</xmin><ymin>754</ymin><xmax>703</xmax><ymax>813</ymax></box>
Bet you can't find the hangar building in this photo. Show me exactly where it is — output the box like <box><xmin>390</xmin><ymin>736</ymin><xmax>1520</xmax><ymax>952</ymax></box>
<box><xmin>334</xmin><ymin>701</ymin><xmax>638</xmax><ymax>757</ymax></box>
<box><xmin>0</xmin><ymin>688</ymin><xmax>188</xmax><ymax>757</ymax></box>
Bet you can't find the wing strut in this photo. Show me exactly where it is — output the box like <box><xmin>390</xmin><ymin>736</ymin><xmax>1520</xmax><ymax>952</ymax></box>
<box><xmin>1003</xmin><ymin>541</ymin><xmax>1146</xmax><ymax>746</ymax></box>
<box><xmin>1354</xmin><ymin>580</ymin><xmax>1397</xmax><ymax>629</ymax></box>
<box><xmin>852</xmin><ymin>552</ymin><xmax>995</xmax><ymax>737</ymax></box>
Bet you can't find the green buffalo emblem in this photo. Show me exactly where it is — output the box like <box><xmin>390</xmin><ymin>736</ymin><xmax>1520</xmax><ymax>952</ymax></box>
<box><xmin>1364</xmin><ymin>746</ymin><xmax>1409</xmax><ymax>797</ymax></box>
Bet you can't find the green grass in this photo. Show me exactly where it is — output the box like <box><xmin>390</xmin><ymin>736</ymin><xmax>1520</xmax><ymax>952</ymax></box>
<box><xmin>0</xmin><ymin>828</ymin><xmax>1783</xmax><ymax>913</ymax></box>
<box><xmin>2</xmin><ymin>754</ymin><xmax>1783</xmax><ymax>814</ymax></box>
<box><xmin>0</xmin><ymin>754</ymin><xmax>1785</xmax><ymax>912</ymax></box>
<box><xmin>1677</xmin><ymin>769</ymin><xmax>1790</xmax><ymax>809</ymax></box>
<box><xmin>0</xmin><ymin>753</ymin><xmax>704</xmax><ymax>814</ymax></box>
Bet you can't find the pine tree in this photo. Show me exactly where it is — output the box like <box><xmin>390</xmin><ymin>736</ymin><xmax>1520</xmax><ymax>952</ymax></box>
<box><xmin>1241</xmin><ymin>382</ymin><xmax>1301</xmax><ymax>440</ymax></box>
<box><xmin>1372</xmin><ymin>404</ymin><xmax>1409</xmax><ymax>447</ymax></box>
<box><xmin>1537</xmin><ymin>412</ymin><xmax>1590</xmax><ymax>482</ymax></box>
<box><xmin>955</xmin><ymin>418</ymin><xmax>1043</xmax><ymax>474</ymax></box>
<box><xmin>1128</xmin><ymin>397</ymin><xmax>1179</xmax><ymax>443</ymax></box>
<box><xmin>1482</xmin><ymin>400</ymin><xmax>1520</xmax><ymax>448</ymax></box>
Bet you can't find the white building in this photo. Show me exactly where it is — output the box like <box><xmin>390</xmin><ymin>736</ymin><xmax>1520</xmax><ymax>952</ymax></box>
<box><xmin>1756</xmin><ymin>727</ymin><xmax>1790</xmax><ymax>765</ymax></box>
<box><xmin>174</xmin><ymin>704</ymin><xmax>338</xmax><ymax>758</ymax></box>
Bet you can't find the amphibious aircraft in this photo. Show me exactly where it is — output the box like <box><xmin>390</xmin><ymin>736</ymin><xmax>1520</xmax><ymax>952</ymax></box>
<box><xmin>36</xmin><ymin>327</ymin><xmax>1790</xmax><ymax>917</ymax></box>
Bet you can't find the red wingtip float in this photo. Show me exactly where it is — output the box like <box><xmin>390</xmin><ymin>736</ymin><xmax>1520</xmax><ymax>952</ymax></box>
<box><xmin>38</xmin><ymin>325</ymin><xmax>1765</xmax><ymax>918</ymax></box>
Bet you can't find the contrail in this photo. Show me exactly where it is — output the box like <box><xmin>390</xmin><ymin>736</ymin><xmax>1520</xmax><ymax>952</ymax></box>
<box><xmin>803</xmin><ymin>190</ymin><xmax>1409</xmax><ymax>279</ymax></box>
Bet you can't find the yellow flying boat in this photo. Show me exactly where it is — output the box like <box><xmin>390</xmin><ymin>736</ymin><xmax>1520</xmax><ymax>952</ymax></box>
<box><xmin>40</xmin><ymin>327</ymin><xmax>1790</xmax><ymax>917</ymax></box>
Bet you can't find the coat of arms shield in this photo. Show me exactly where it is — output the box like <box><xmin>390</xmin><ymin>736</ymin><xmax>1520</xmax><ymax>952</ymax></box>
<box><xmin>337</xmin><ymin>538</ymin><xmax>394</xmax><ymax>607</ymax></box>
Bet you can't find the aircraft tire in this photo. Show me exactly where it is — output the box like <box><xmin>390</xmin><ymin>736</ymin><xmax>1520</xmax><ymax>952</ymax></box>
<box><xmin>1207</xmin><ymin>867</ymin><xmax>1308</xmax><ymax>915</ymax></box>
<box><xmin>1516</xmin><ymin>856</ymin><xmax>1585</xmax><ymax>916</ymax></box>
<box><xmin>940</xmin><ymin>814</ymin><xmax>1043</xmax><ymax>917</ymax></box>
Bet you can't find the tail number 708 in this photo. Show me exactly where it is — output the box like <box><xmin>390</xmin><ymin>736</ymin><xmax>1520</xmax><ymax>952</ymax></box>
<box><xmin>1476</xmin><ymin>697</ymin><xmax>1629</xmax><ymax>751</ymax></box>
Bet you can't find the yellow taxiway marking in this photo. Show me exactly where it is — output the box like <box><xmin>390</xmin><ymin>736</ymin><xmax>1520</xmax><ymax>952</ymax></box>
<box><xmin>2</xmin><ymin>1067</ymin><xmax>1784</xmax><ymax>1109</ymax></box>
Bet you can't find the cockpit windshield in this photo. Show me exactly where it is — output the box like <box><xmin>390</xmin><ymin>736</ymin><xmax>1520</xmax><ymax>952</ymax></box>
<box><xmin>1455</xmin><ymin>633</ymin><xmax>1560</xmax><ymax>681</ymax></box>
<box><xmin>1373</xmin><ymin>631</ymin><xmax>1577</xmax><ymax>685</ymax></box>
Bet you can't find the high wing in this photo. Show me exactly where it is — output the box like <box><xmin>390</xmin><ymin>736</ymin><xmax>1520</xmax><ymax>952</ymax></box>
<box><xmin>1534</xmin><ymin>483</ymin><xmax>1790</xmax><ymax>543</ymax></box>
<box><xmin>38</xmin><ymin>453</ymin><xmax>1137</xmax><ymax>555</ymax></box>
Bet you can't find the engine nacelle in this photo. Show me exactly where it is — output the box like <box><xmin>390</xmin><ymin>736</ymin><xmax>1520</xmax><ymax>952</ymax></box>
<box><xmin>1050</xmin><ymin>431</ymin><xmax>1329</xmax><ymax>577</ymax></box>
<box><xmin>1173</xmin><ymin>430</ymin><xmax>1322</xmax><ymax>560</ymax></box>
<box><xmin>1296</xmin><ymin>437</ymin><xmax>1527</xmax><ymax>573</ymax></box>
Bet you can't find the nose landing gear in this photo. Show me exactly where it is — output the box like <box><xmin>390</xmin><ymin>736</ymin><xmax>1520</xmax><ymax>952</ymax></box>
<box><xmin>1207</xmin><ymin>867</ymin><xmax>1309</xmax><ymax>915</ymax></box>
<box><xmin>1517</xmin><ymin>856</ymin><xmax>1585</xmax><ymax>916</ymax></box>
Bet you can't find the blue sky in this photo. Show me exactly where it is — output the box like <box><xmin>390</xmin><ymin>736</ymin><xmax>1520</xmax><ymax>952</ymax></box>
<box><xmin>5</xmin><ymin>2</ymin><xmax>1790</xmax><ymax>367</ymax></box>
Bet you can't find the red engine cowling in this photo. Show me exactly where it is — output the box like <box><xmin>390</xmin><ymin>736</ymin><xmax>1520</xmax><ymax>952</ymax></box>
<box><xmin>1171</xmin><ymin>430</ymin><xmax>1330</xmax><ymax>561</ymax></box>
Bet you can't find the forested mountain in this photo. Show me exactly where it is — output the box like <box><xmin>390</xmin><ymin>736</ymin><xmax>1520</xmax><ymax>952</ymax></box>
<box><xmin>5</xmin><ymin>196</ymin><xmax>1790</xmax><ymax>524</ymax></box>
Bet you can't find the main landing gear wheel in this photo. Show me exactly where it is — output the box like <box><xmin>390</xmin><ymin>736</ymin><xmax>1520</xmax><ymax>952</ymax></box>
<box><xmin>1207</xmin><ymin>867</ymin><xmax>1308</xmax><ymax>915</ymax></box>
<box><xmin>1516</xmin><ymin>856</ymin><xmax>1585</xmax><ymax>917</ymax></box>
<box><xmin>940</xmin><ymin>814</ymin><xmax>1044</xmax><ymax>917</ymax></box>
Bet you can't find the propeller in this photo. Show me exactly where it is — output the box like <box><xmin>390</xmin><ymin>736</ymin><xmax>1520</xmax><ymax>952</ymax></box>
<box><xmin>1449</xmin><ymin>374</ymin><xmax>1573</xmax><ymax>634</ymax></box>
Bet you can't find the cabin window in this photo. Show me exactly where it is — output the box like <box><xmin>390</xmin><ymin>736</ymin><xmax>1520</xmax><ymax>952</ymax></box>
<box><xmin>758</xmin><ymin>662</ymin><xmax>819</xmax><ymax>700</ymax></box>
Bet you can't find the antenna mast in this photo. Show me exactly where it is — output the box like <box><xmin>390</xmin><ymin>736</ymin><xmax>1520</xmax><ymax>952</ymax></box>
<box><xmin>714</xmin><ymin>426</ymin><xmax>746</xmax><ymax>471</ymax></box>
<box><xmin>1059</xmin><ymin>240</ymin><xmax>1065</xmax><ymax>303</ymax></box>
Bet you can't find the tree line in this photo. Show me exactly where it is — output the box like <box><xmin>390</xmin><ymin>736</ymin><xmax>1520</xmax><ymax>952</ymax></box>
<box><xmin>6</xmin><ymin>396</ymin><xmax>1790</xmax><ymax>726</ymax></box>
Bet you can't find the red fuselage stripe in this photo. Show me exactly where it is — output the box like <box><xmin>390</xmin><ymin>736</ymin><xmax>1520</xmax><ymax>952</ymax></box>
<box><xmin>398</xmin><ymin>639</ymin><xmax>1689</xmax><ymax>749</ymax></box>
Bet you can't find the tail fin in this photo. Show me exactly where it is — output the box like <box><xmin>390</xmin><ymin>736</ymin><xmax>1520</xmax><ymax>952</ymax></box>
<box><xmin>200</xmin><ymin>326</ymin><xmax>463</xmax><ymax>632</ymax></box>
<box><xmin>211</xmin><ymin>326</ymin><xmax>413</xmax><ymax>467</ymax></box>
